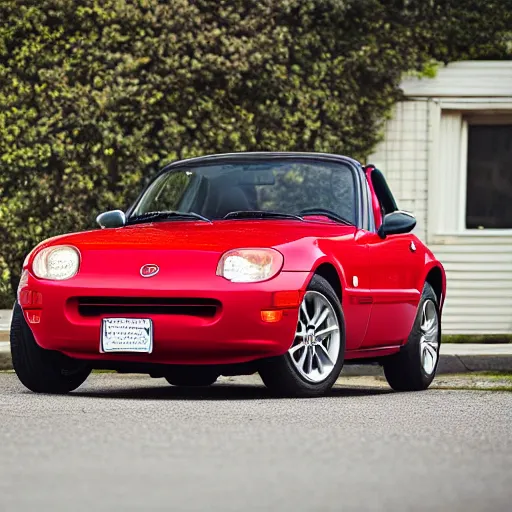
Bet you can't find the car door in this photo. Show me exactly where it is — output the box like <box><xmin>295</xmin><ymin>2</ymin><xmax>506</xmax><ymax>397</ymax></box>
<box><xmin>314</xmin><ymin>164</ymin><xmax>373</xmax><ymax>351</ymax></box>
<box><xmin>361</xmin><ymin>167</ymin><xmax>424</xmax><ymax>347</ymax></box>
<box><xmin>324</xmin><ymin>235</ymin><xmax>372</xmax><ymax>351</ymax></box>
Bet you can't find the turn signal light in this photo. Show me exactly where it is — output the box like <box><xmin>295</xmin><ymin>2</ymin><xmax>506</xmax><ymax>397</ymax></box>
<box><xmin>261</xmin><ymin>310</ymin><xmax>283</xmax><ymax>323</ymax></box>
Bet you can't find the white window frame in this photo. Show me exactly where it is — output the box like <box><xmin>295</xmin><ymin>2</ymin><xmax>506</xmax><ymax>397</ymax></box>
<box><xmin>427</xmin><ymin>100</ymin><xmax>512</xmax><ymax>244</ymax></box>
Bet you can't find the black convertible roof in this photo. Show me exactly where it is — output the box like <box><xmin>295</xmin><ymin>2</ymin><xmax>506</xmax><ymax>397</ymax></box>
<box><xmin>161</xmin><ymin>151</ymin><xmax>363</xmax><ymax>172</ymax></box>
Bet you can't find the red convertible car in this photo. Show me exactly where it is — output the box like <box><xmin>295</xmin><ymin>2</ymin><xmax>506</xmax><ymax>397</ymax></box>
<box><xmin>11</xmin><ymin>152</ymin><xmax>446</xmax><ymax>397</ymax></box>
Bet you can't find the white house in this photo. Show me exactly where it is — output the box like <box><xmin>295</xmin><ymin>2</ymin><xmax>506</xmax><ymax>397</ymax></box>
<box><xmin>368</xmin><ymin>61</ymin><xmax>512</xmax><ymax>335</ymax></box>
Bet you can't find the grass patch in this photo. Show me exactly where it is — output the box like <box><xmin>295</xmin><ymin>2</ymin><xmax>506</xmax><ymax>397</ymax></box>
<box><xmin>441</xmin><ymin>371</ymin><xmax>512</xmax><ymax>380</ymax></box>
<box><xmin>434</xmin><ymin>385</ymin><xmax>512</xmax><ymax>392</ymax></box>
<box><xmin>431</xmin><ymin>371</ymin><xmax>512</xmax><ymax>392</ymax></box>
<box><xmin>469</xmin><ymin>371</ymin><xmax>512</xmax><ymax>381</ymax></box>
<box><xmin>442</xmin><ymin>334</ymin><xmax>512</xmax><ymax>344</ymax></box>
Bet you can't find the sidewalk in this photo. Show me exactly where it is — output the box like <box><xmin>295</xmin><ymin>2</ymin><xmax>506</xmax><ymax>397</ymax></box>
<box><xmin>0</xmin><ymin>309</ymin><xmax>12</xmax><ymax>332</ymax></box>
<box><xmin>430</xmin><ymin>343</ymin><xmax>512</xmax><ymax>374</ymax></box>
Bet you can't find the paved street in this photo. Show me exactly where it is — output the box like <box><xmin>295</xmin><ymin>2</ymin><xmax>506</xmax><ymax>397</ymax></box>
<box><xmin>0</xmin><ymin>374</ymin><xmax>511</xmax><ymax>511</ymax></box>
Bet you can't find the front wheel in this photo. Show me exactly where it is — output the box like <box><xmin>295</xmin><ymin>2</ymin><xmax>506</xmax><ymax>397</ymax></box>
<box><xmin>259</xmin><ymin>275</ymin><xmax>345</xmax><ymax>398</ymax></box>
<box><xmin>383</xmin><ymin>283</ymin><xmax>441</xmax><ymax>391</ymax></box>
<box><xmin>10</xmin><ymin>303</ymin><xmax>91</xmax><ymax>393</ymax></box>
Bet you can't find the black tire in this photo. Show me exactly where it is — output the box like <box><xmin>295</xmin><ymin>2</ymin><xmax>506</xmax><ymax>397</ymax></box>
<box><xmin>383</xmin><ymin>283</ymin><xmax>441</xmax><ymax>391</ymax></box>
<box><xmin>165</xmin><ymin>367</ymin><xmax>218</xmax><ymax>387</ymax></box>
<box><xmin>259</xmin><ymin>274</ymin><xmax>346</xmax><ymax>398</ymax></box>
<box><xmin>10</xmin><ymin>303</ymin><xmax>91</xmax><ymax>393</ymax></box>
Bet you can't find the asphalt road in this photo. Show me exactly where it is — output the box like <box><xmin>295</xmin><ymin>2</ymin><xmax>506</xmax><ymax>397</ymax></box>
<box><xmin>0</xmin><ymin>373</ymin><xmax>511</xmax><ymax>512</ymax></box>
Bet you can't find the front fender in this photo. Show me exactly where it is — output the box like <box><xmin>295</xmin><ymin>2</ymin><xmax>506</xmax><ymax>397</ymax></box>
<box><xmin>278</xmin><ymin>236</ymin><xmax>370</xmax><ymax>300</ymax></box>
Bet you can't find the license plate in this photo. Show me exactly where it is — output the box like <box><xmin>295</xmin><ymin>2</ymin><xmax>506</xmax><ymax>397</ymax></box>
<box><xmin>101</xmin><ymin>318</ymin><xmax>153</xmax><ymax>353</ymax></box>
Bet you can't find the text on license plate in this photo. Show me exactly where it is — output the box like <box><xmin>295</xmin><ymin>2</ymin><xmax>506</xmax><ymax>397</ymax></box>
<box><xmin>101</xmin><ymin>318</ymin><xmax>153</xmax><ymax>353</ymax></box>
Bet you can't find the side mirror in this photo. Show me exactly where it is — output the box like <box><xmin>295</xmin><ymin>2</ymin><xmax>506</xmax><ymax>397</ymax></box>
<box><xmin>378</xmin><ymin>210</ymin><xmax>416</xmax><ymax>239</ymax></box>
<box><xmin>96</xmin><ymin>210</ymin><xmax>126</xmax><ymax>229</ymax></box>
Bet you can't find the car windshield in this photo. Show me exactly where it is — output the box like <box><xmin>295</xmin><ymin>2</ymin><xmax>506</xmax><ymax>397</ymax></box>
<box><xmin>130</xmin><ymin>158</ymin><xmax>357</xmax><ymax>224</ymax></box>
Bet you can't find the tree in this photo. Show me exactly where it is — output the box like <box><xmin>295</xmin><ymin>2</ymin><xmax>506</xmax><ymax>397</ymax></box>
<box><xmin>0</xmin><ymin>0</ymin><xmax>510</xmax><ymax>306</ymax></box>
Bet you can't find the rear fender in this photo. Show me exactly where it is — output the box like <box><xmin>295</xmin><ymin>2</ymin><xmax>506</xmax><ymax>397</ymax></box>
<box><xmin>420</xmin><ymin>260</ymin><xmax>447</xmax><ymax>312</ymax></box>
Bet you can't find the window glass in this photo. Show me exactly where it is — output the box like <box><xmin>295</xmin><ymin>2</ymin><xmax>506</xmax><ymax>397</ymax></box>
<box><xmin>466</xmin><ymin>125</ymin><xmax>512</xmax><ymax>229</ymax></box>
<box><xmin>132</xmin><ymin>159</ymin><xmax>357</xmax><ymax>224</ymax></box>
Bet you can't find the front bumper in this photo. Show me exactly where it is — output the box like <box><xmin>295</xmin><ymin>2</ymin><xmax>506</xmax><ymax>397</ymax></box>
<box><xmin>19</xmin><ymin>270</ymin><xmax>311</xmax><ymax>365</ymax></box>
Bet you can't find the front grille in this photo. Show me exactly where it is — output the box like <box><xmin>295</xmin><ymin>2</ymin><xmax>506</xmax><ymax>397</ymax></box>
<box><xmin>77</xmin><ymin>297</ymin><xmax>220</xmax><ymax>317</ymax></box>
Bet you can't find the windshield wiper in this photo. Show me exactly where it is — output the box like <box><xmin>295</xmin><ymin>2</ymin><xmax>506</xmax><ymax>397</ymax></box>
<box><xmin>127</xmin><ymin>210</ymin><xmax>211</xmax><ymax>225</ymax></box>
<box><xmin>296</xmin><ymin>208</ymin><xmax>352</xmax><ymax>225</ymax></box>
<box><xmin>223</xmin><ymin>210</ymin><xmax>304</xmax><ymax>221</ymax></box>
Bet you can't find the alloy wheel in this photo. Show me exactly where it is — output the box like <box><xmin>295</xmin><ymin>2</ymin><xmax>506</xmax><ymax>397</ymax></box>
<box><xmin>420</xmin><ymin>299</ymin><xmax>439</xmax><ymax>375</ymax></box>
<box><xmin>288</xmin><ymin>291</ymin><xmax>341</xmax><ymax>383</ymax></box>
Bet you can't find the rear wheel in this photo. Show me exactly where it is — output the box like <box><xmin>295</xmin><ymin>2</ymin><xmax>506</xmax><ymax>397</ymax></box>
<box><xmin>259</xmin><ymin>275</ymin><xmax>345</xmax><ymax>398</ymax></box>
<box><xmin>10</xmin><ymin>303</ymin><xmax>91</xmax><ymax>393</ymax></box>
<box><xmin>383</xmin><ymin>283</ymin><xmax>441</xmax><ymax>391</ymax></box>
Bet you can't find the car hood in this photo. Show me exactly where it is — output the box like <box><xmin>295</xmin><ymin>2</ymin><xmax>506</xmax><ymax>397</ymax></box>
<box><xmin>40</xmin><ymin>220</ymin><xmax>355</xmax><ymax>253</ymax></box>
<box><xmin>30</xmin><ymin>220</ymin><xmax>355</xmax><ymax>280</ymax></box>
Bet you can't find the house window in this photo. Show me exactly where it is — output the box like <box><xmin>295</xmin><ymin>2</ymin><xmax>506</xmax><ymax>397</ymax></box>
<box><xmin>416</xmin><ymin>107</ymin><xmax>512</xmax><ymax>241</ymax></box>
<box><xmin>466</xmin><ymin>124</ymin><xmax>512</xmax><ymax>229</ymax></box>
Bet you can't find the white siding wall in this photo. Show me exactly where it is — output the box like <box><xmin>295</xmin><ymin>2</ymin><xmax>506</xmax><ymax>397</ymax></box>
<box><xmin>368</xmin><ymin>96</ymin><xmax>512</xmax><ymax>335</ymax></box>
<box><xmin>429</xmin><ymin>238</ymin><xmax>512</xmax><ymax>334</ymax></box>
<box><xmin>400</xmin><ymin>61</ymin><xmax>512</xmax><ymax>97</ymax></box>
<box><xmin>369</xmin><ymin>100</ymin><xmax>430</xmax><ymax>241</ymax></box>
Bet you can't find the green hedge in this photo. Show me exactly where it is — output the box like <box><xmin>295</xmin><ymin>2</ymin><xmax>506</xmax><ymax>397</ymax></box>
<box><xmin>0</xmin><ymin>0</ymin><xmax>510</xmax><ymax>307</ymax></box>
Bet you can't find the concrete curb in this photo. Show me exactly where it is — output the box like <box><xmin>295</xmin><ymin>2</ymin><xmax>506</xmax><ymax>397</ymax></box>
<box><xmin>437</xmin><ymin>354</ymin><xmax>512</xmax><ymax>373</ymax></box>
<box><xmin>342</xmin><ymin>355</ymin><xmax>512</xmax><ymax>376</ymax></box>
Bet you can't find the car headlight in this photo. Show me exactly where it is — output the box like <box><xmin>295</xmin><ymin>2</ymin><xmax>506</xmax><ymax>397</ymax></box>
<box><xmin>217</xmin><ymin>248</ymin><xmax>283</xmax><ymax>283</ymax></box>
<box><xmin>32</xmin><ymin>245</ymin><xmax>80</xmax><ymax>280</ymax></box>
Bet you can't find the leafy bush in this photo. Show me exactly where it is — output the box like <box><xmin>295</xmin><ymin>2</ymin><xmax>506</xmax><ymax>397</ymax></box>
<box><xmin>0</xmin><ymin>0</ymin><xmax>510</xmax><ymax>307</ymax></box>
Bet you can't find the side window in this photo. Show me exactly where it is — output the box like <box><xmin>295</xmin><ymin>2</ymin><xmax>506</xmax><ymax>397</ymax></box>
<box><xmin>370</xmin><ymin>169</ymin><xmax>398</xmax><ymax>216</ymax></box>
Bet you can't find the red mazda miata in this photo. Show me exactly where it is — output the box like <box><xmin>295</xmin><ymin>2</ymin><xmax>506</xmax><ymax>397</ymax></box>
<box><xmin>11</xmin><ymin>152</ymin><xmax>446</xmax><ymax>397</ymax></box>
